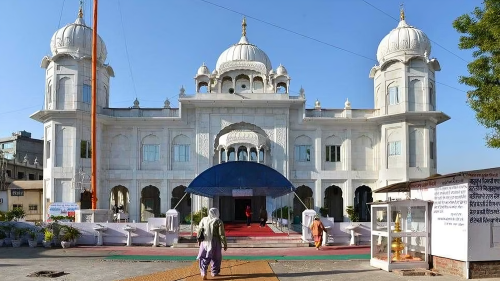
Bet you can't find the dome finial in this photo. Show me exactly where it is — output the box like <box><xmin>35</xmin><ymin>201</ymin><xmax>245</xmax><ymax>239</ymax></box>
<box><xmin>399</xmin><ymin>3</ymin><xmax>405</xmax><ymax>21</ymax></box>
<box><xmin>78</xmin><ymin>0</ymin><xmax>84</xmax><ymax>18</ymax></box>
<box><xmin>242</xmin><ymin>17</ymin><xmax>247</xmax><ymax>37</ymax></box>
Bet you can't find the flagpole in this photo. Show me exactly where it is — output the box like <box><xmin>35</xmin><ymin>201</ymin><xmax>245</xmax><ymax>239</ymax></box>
<box><xmin>91</xmin><ymin>0</ymin><xmax>99</xmax><ymax>210</ymax></box>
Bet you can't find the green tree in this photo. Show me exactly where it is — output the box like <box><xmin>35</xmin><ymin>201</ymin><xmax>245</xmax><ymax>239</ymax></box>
<box><xmin>453</xmin><ymin>0</ymin><xmax>500</xmax><ymax>147</ymax></box>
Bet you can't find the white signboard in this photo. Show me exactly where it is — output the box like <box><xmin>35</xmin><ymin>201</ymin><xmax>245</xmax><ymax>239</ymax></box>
<box><xmin>47</xmin><ymin>202</ymin><xmax>80</xmax><ymax>221</ymax></box>
<box><xmin>232</xmin><ymin>189</ymin><xmax>253</xmax><ymax>197</ymax></box>
<box><xmin>468</xmin><ymin>173</ymin><xmax>500</xmax><ymax>260</ymax></box>
<box><xmin>431</xmin><ymin>179</ymin><xmax>468</xmax><ymax>261</ymax></box>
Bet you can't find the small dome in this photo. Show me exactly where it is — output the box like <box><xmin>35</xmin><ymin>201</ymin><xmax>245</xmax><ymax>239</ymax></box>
<box><xmin>215</xmin><ymin>18</ymin><xmax>272</xmax><ymax>72</ymax></box>
<box><xmin>269</xmin><ymin>69</ymin><xmax>275</xmax><ymax>75</ymax></box>
<box><xmin>376</xmin><ymin>10</ymin><xmax>431</xmax><ymax>64</ymax></box>
<box><xmin>276</xmin><ymin>64</ymin><xmax>287</xmax><ymax>75</ymax></box>
<box><xmin>344</xmin><ymin>98</ymin><xmax>351</xmax><ymax>109</ymax></box>
<box><xmin>212</xmin><ymin>69</ymin><xmax>218</xmax><ymax>75</ymax></box>
<box><xmin>50</xmin><ymin>8</ymin><xmax>107</xmax><ymax>62</ymax></box>
<box><xmin>197</xmin><ymin>63</ymin><xmax>210</xmax><ymax>75</ymax></box>
<box><xmin>314</xmin><ymin>99</ymin><xmax>321</xmax><ymax>110</ymax></box>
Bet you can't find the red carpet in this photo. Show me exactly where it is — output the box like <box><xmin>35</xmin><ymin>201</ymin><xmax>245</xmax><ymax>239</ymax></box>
<box><xmin>223</xmin><ymin>223</ymin><xmax>288</xmax><ymax>237</ymax></box>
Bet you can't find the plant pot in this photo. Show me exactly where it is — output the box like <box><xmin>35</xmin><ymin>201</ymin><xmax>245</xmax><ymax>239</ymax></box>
<box><xmin>61</xmin><ymin>241</ymin><xmax>71</xmax><ymax>248</ymax></box>
<box><xmin>52</xmin><ymin>237</ymin><xmax>60</xmax><ymax>247</ymax></box>
<box><xmin>43</xmin><ymin>240</ymin><xmax>52</xmax><ymax>248</ymax></box>
<box><xmin>11</xmin><ymin>239</ymin><xmax>21</xmax><ymax>248</ymax></box>
<box><xmin>70</xmin><ymin>239</ymin><xmax>77</xmax><ymax>247</ymax></box>
<box><xmin>28</xmin><ymin>240</ymin><xmax>38</xmax><ymax>248</ymax></box>
<box><xmin>36</xmin><ymin>233</ymin><xmax>44</xmax><ymax>243</ymax></box>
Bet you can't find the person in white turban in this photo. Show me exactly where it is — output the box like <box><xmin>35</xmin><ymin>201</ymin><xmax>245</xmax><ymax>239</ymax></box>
<box><xmin>196</xmin><ymin>208</ymin><xmax>227</xmax><ymax>279</ymax></box>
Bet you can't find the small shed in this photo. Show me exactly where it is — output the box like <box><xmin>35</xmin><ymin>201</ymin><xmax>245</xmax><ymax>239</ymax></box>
<box><xmin>375</xmin><ymin>167</ymin><xmax>500</xmax><ymax>279</ymax></box>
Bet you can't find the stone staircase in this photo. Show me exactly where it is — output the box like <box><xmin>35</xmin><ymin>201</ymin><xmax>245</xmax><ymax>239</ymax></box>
<box><xmin>172</xmin><ymin>234</ymin><xmax>310</xmax><ymax>248</ymax></box>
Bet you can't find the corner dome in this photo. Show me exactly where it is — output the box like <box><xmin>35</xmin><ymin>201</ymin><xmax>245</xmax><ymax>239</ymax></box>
<box><xmin>276</xmin><ymin>64</ymin><xmax>288</xmax><ymax>76</ymax></box>
<box><xmin>50</xmin><ymin>8</ymin><xmax>107</xmax><ymax>63</ymax></box>
<box><xmin>197</xmin><ymin>63</ymin><xmax>210</xmax><ymax>75</ymax></box>
<box><xmin>376</xmin><ymin>10</ymin><xmax>431</xmax><ymax>64</ymax></box>
<box><xmin>215</xmin><ymin>18</ymin><xmax>272</xmax><ymax>73</ymax></box>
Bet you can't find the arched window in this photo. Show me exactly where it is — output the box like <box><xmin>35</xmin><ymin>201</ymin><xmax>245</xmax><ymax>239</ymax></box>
<box><xmin>253</xmin><ymin>76</ymin><xmax>264</xmax><ymax>92</ymax></box>
<box><xmin>198</xmin><ymin>82</ymin><xmax>208</xmax><ymax>93</ymax></box>
<box><xmin>237</xmin><ymin>146</ymin><xmax>247</xmax><ymax>161</ymax></box>
<box><xmin>220</xmin><ymin>148</ymin><xmax>226</xmax><ymax>163</ymax></box>
<box><xmin>259</xmin><ymin>148</ymin><xmax>265</xmax><ymax>163</ymax></box>
<box><xmin>222</xmin><ymin>76</ymin><xmax>233</xmax><ymax>93</ymax></box>
<box><xmin>249</xmin><ymin>147</ymin><xmax>258</xmax><ymax>161</ymax></box>
<box><xmin>227</xmin><ymin>147</ymin><xmax>236</xmax><ymax>161</ymax></box>
<box><xmin>276</xmin><ymin>82</ymin><xmax>287</xmax><ymax>93</ymax></box>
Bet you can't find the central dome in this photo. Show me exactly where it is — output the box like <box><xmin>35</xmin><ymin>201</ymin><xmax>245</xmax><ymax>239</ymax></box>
<box><xmin>376</xmin><ymin>10</ymin><xmax>431</xmax><ymax>64</ymax></box>
<box><xmin>215</xmin><ymin>18</ymin><xmax>272</xmax><ymax>72</ymax></box>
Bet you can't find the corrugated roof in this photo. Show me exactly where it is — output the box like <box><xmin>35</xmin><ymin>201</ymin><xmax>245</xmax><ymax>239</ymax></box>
<box><xmin>8</xmin><ymin>180</ymin><xmax>43</xmax><ymax>190</ymax></box>
<box><xmin>374</xmin><ymin>167</ymin><xmax>500</xmax><ymax>193</ymax></box>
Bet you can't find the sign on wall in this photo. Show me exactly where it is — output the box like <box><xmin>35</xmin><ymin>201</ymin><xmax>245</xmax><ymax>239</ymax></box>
<box><xmin>10</xmin><ymin>189</ymin><xmax>24</xmax><ymax>196</ymax></box>
<box><xmin>47</xmin><ymin>202</ymin><xmax>80</xmax><ymax>221</ymax></box>
<box><xmin>431</xmin><ymin>178</ymin><xmax>469</xmax><ymax>261</ymax></box>
<box><xmin>232</xmin><ymin>189</ymin><xmax>253</xmax><ymax>197</ymax></box>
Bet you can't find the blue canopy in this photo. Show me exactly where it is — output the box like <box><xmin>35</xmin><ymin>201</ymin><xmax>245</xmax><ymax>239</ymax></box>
<box><xmin>186</xmin><ymin>161</ymin><xmax>295</xmax><ymax>198</ymax></box>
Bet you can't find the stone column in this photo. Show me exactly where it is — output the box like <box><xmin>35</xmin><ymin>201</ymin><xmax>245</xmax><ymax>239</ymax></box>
<box><xmin>247</xmin><ymin>147</ymin><xmax>250</xmax><ymax>161</ymax></box>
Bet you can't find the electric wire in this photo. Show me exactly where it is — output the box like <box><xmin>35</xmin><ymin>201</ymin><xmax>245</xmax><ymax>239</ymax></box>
<box><xmin>57</xmin><ymin>0</ymin><xmax>66</xmax><ymax>29</ymax></box>
<box><xmin>117</xmin><ymin>0</ymin><xmax>139</xmax><ymax>101</ymax></box>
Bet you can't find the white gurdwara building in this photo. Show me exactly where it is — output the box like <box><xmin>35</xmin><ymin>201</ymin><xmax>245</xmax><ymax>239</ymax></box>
<box><xmin>31</xmin><ymin>8</ymin><xmax>449</xmax><ymax>223</ymax></box>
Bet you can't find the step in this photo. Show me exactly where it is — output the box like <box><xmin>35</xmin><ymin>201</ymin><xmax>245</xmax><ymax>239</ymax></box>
<box><xmin>172</xmin><ymin>242</ymin><xmax>310</xmax><ymax>248</ymax></box>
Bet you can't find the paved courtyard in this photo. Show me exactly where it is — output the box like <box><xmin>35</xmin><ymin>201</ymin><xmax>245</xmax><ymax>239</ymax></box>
<box><xmin>2</xmin><ymin>246</ymin><xmax>499</xmax><ymax>281</ymax></box>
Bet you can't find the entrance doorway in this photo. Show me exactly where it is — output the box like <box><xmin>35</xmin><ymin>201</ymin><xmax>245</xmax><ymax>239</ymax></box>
<box><xmin>234</xmin><ymin>198</ymin><xmax>251</xmax><ymax>221</ymax></box>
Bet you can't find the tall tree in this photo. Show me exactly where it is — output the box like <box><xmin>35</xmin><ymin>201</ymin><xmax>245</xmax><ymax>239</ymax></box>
<box><xmin>453</xmin><ymin>0</ymin><xmax>500</xmax><ymax>148</ymax></box>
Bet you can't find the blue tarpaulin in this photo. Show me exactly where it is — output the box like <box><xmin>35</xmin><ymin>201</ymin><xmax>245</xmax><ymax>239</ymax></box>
<box><xmin>186</xmin><ymin>162</ymin><xmax>295</xmax><ymax>198</ymax></box>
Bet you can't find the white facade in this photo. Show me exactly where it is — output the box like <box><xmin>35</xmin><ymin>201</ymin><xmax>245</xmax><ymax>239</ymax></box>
<box><xmin>31</xmin><ymin>10</ymin><xmax>449</xmax><ymax>223</ymax></box>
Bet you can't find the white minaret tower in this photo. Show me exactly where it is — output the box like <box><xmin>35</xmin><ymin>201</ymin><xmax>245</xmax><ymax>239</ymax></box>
<box><xmin>369</xmin><ymin>7</ymin><xmax>447</xmax><ymax>194</ymax></box>
<box><xmin>32</xmin><ymin>5</ymin><xmax>114</xmax><ymax>219</ymax></box>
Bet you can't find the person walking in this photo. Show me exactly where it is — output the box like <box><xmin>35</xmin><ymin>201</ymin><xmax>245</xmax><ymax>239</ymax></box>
<box><xmin>259</xmin><ymin>207</ymin><xmax>267</xmax><ymax>228</ymax></box>
<box><xmin>310</xmin><ymin>215</ymin><xmax>326</xmax><ymax>250</ymax></box>
<box><xmin>196</xmin><ymin>208</ymin><xmax>228</xmax><ymax>279</ymax></box>
<box><xmin>245</xmin><ymin>205</ymin><xmax>252</xmax><ymax>227</ymax></box>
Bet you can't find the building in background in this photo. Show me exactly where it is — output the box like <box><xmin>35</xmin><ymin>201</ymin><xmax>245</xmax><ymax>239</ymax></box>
<box><xmin>0</xmin><ymin>131</ymin><xmax>44</xmax><ymax>212</ymax></box>
<box><xmin>7</xmin><ymin>181</ymin><xmax>43</xmax><ymax>221</ymax></box>
<box><xmin>31</xmin><ymin>7</ymin><xmax>449</xmax><ymax>223</ymax></box>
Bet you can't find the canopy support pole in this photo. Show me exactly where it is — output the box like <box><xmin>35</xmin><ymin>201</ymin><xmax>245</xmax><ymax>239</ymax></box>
<box><xmin>293</xmin><ymin>191</ymin><xmax>308</xmax><ymax>209</ymax></box>
<box><xmin>173</xmin><ymin>192</ymin><xmax>188</xmax><ymax>210</ymax></box>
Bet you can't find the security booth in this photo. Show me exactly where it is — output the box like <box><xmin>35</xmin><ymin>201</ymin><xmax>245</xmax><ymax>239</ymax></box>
<box><xmin>370</xmin><ymin>199</ymin><xmax>430</xmax><ymax>272</ymax></box>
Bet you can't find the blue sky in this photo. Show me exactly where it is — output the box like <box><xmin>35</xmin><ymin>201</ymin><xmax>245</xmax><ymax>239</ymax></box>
<box><xmin>0</xmin><ymin>0</ymin><xmax>497</xmax><ymax>174</ymax></box>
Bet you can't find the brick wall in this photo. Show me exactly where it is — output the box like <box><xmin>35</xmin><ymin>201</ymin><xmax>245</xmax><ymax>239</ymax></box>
<box><xmin>432</xmin><ymin>256</ymin><xmax>466</xmax><ymax>278</ymax></box>
<box><xmin>469</xmin><ymin>261</ymin><xmax>500</xmax><ymax>279</ymax></box>
<box><xmin>433</xmin><ymin>256</ymin><xmax>500</xmax><ymax>279</ymax></box>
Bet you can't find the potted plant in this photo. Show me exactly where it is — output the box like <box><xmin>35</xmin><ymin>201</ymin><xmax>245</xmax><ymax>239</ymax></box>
<box><xmin>11</xmin><ymin>227</ymin><xmax>25</xmax><ymax>248</ymax></box>
<box><xmin>0</xmin><ymin>223</ymin><xmax>12</xmax><ymax>246</ymax></box>
<box><xmin>60</xmin><ymin>233</ymin><xmax>71</xmax><ymax>248</ymax></box>
<box><xmin>43</xmin><ymin>229</ymin><xmax>53</xmax><ymax>248</ymax></box>
<box><xmin>0</xmin><ymin>230</ymin><xmax>5</xmax><ymax>246</ymax></box>
<box><xmin>346</xmin><ymin>206</ymin><xmax>359</xmax><ymax>224</ymax></box>
<box><xmin>61</xmin><ymin>225</ymin><xmax>82</xmax><ymax>247</ymax></box>
<box><xmin>319</xmin><ymin>207</ymin><xmax>329</xmax><ymax>217</ymax></box>
<box><xmin>50</xmin><ymin>223</ymin><xmax>61</xmax><ymax>246</ymax></box>
<box><xmin>28</xmin><ymin>230</ymin><xmax>38</xmax><ymax>248</ymax></box>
